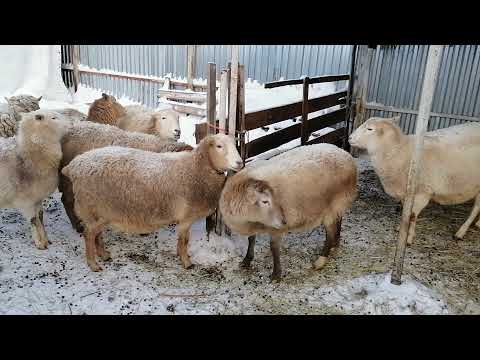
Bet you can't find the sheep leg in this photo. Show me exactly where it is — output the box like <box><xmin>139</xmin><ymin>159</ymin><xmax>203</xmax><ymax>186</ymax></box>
<box><xmin>406</xmin><ymin>194</ymin><xmax>430</xmax><ymax>245</ymax></box>
<box><xmin>59</xmin><ymin>175</ymin><xmax>84</xmax><ymax>233</ymax></box>
<box><xmin>240</xmin><ymin>235</ymin><xmax>256</xmax><ymax>268</ymax></box>
<box><xmin>177</xmin><ymin>222</ymin><xmax>193</xmax><ymax>269</ymax></box>
<box><xmin>23</xmin><ymin>204</ymin><xmax>48</xmax><ymax>250</ymax></box>
<box><xmin>95</xmin><ymin>233</ymin><xmax>111</xmax><ymax>261</ymax></box>
<box><xmin>456</xmin><ymin>194</ymin><xmax>480</xmax><ymax>239</ymax></box>
<box><xmin>84</xmin><ymin>225</ymin><xmax>103</xmax><ymax>272</ymax></box>
<box><xmin>270</xmin><ymin>234</ymin><xmax>282</xmax><ymax>282</ymax></box>
<box><xmin>313</xmin><ymin>220</ymin><xmax>339</xmax><ymax>271</ymax></box>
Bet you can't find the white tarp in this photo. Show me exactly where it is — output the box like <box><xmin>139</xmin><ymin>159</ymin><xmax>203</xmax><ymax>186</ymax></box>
<box><xmin>0</xmin><ymin>45</ymin><xmax>71</xmax><ymax>102</ymax></box>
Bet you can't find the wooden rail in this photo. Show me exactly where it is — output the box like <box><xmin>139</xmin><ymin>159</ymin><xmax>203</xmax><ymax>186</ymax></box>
<box><xmin>264</xmin><ymin>74</ymin><xmax>350</xmax><ymax>89</ymax></box>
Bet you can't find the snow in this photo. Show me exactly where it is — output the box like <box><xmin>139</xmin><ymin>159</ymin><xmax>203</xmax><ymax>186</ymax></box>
<box><xmin>313</xmin><ymin>273</ymin><xmax>449</xmax><ymax>315</ymax></box>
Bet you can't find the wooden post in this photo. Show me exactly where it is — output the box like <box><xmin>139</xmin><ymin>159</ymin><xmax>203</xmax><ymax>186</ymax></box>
<box><xmin>391</xmin><ymin>45</ymin><xmax>444</xmax><ymax>285</ymax></box>
<box><xmin>237</xmin><ymin>65</ymin><xmax>246</xmax><ymax>161</ymax></box>
<box><xmin>187</xmin><ymin>45</ymin><xmax>196</xmax><ymax>90</ymax></box>
<box><xmin>218</xmin><ymin>70</ymin><xmax>229</xmax><ymax>134</ymax></box>
<box><xmin>352</xmin><ymin>45</ymin><xmax>373</xmax><ymax>131</ymax></box>
<box><xmin>301</xmin><ymin>77</ymin><xmax>310</xmax><ymax>145</ymax></box>
<box><xmin>207</xmin><ymin>63</ymin><xmax>217</xmax><ymax>135</ymax></box>
<box><xmin>228</xmin><ymin>46</ymin><xmax>239</xmax><ymax>139</ymax></box>
<box><xmin>344</xmin><ymin>45</ymin><xmax>358</xmax><ymax>151</ymax></box>
<box><xmin>71</xmin><ymin>45</ymin><xmax>80</xmax><ymax>92</ymax></box>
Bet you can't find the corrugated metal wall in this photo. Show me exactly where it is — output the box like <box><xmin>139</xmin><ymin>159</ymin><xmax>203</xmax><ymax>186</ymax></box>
<box><xmin>365</xmin><ymin>45</ymin><xmax>480</xmax><ymax>133</ymax></box>
<box><xmin>76</xmin><ymin>45</ymin><xmax>352</xmax><ymax>108</ymax></box>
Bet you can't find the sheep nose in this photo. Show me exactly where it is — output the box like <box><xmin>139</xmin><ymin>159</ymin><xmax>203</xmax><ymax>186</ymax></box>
<box><xmin>236</xmin><ymin>160</ymin><xmax>244</xmax><ymax>168</ymax></box>
<box><xmin>174</xmin><ymin>129</ymin><xmax>181</xmax><ymax>136</ymax></box>
<box><xmin>282</xmin><ymin>219</ymin><xmax>287</xmax><ymax>225</ymax></box>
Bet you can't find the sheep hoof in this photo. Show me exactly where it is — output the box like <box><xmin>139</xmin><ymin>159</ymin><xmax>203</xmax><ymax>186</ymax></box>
<box><xmin>453</xmin><ymin>234</ymin><xmax>464</xmax><ymax>241</ymax></box>
<box><xmin>181</xmin><ymin>258</ymin><xmax>193</xmax><ymax>269</ymax></box>
<box><xmin>239</xmin><ymin>258</ymin><xmax>252</xmax><ymax>269</ymax></box>
<box><xmin>88</xmin><ymin>262</ymin><xmax>102</xmax><ymax>272</ymax></box>
<box><xmin>313</xmin><ymin>256</ymin><xmax>328</xmax><ymax>270</ymax></box>
<box><xmin>270</xmin><ymin>272</ymin><xmax>282</xmax><ymax>283</ymax></box>
<box><xmin>100</xmin><ymin>251</ymin><xmax>112</xmax><ymax>261</ymax></box>
<box><xmin>35</xmin><ymin>241</ymin><xmax>48</xmax><ymax>250</ymax></box>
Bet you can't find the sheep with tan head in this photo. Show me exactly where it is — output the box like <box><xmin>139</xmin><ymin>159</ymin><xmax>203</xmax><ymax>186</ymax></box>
<box><xmin>0</xmin><ymin>110</ymin><xmax>68</xmax><ymax>249</ymax></box>
<box><xmin>61</xmin><ymin>133</ymin><xmax>243</xmax><ymax>272</ymax></box>
<box><xmin>0</xmin><ymin>95</ymin><xmax>42</xmax><ymax>137</ymax></box>
<box><xmin>219</xmin><ymin>143</ymin><xmax>358</xmax><ymax>282</ymax></box>
<box><xmin>349</xmin><ymin>116</ymin><xmax>480</xmax><ymax>244</ymax></box>
<box><xmin>87</xmin><ymin>93</ymin><xmax>126</xmax><ymax>125</ymax></box>
<box><xmin>58</xmin><ymin>120</ymin><xmax>193</xmax><ymax>233</ymax></box>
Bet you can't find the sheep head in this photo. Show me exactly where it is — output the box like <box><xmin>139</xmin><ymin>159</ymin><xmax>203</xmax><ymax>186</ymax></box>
<box><xmin>152</xmin><ymin>109</ymin><xmax>181</xmax><ymax>140</ymax></box>
<box><xmin>203</xmin><ymin>133</ymin><xmax>243</xmax><ymax>173</ymax></box>
<box><xmin>239</xmin><ymin>178</ymin><xmax>286</xmax><ymax>229</ymax></box>
<box><xmin>348</xmin><ymin>116</ymin><xmax>403</xmax><ymax>154</ymax></box>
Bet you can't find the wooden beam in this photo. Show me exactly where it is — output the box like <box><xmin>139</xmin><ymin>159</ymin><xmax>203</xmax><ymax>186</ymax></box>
<box><xmin>228</xmin><ymin>46</ymin><xmax>239</xmax><ymax>138</ymax></box>
<box><xmin>158</xmin><ymin>98</ymin><xmax>206</xmax><ymax>117</ymax></box>
<box><xmin>244</xmin><ymin>90</ymin><xmax>347</xmax><ymax>131</ymax></box>
<box><xmin>238</xmin><ymin>65</ymin><xmax>246</xmax><ymax>160</ymax></box>
<box><xmin>157</xmin><ymin>89</ymin><xmax>207</xmax><ymax>103</ymax></box>
<box><xmin>301</xmin><ymin>77</ymin><xmax>309</xmax><ymax>145</ymax></box>
<box><xmin>218</xmin><ymin>70</ymin><xmax>229</xmax><ymax>134</ymax></box>
<box><xmin>71</xmin><ymin>45</ymin><xmax>80</xmax><ymax>92</ymax></box>
<box><xmin>352</xmin><ymin>45</ymin><xmax>373</xmax><ymax>130</ymax></box>
<box><xmin>391</xmin><ymin>45</ymin><xmax>444</xmax><ymax>286</ymax></box>
<box><xmin>306</xmin><ymin>127</ymin><xmax>345</xmax><ymax>146</ymax></box>
<box><xmin>264</xmin><ymin>74</ymin><xmax>350</xmax><ymax>89</ymax></box>
<box><xmin>187</xmin><ymin>45</ymin><xmax>196</xmax><ymax>90</ymax></box>
<box><xmin>207</xmin><ymin>63</ymin><xmax>217</xmax><ymax>135</ymax></box>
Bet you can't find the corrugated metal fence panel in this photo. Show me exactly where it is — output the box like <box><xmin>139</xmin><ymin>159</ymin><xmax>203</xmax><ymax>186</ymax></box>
<box><xmin>365</xmin><ymin>45</ymin><xmax>480</xmax><ymax>133</ymax></box>
<box><xmin>77</xmin><ymin>45</ymin><xmax>353</xmax><ymax>108</ymax></box>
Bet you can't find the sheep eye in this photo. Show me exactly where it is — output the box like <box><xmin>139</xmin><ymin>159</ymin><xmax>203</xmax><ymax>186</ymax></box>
<box><xmin>161</xmin><ymin>117</ymin><xmax>166</xmax><ymax>120</ymax></box>
<box><xmin>216</xmin><ymin>145</ymin><xmax>222</xmax><ymax>149</ymax></box>
<box><xmin>367</xmin><ymin>128</ymin><xmax>373</xmax><ymax>131</ymax></box>
<box><xmin>262</xmin><ymin>200</ymin><xmax>269</xmax><ymax>205</ymax></box>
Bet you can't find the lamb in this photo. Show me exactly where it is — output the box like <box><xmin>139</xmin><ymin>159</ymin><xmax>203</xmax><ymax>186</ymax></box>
<box><xmin>0</xmin><ymin>95</ymin><xmax>42</xmax><ymax>137</ymax></box>
<box><xmin>86</xmin><ymin>93</ymin><xmax>126</xmax><ymax>125</ymax></box>
<box><xmin>0</xmin><ymin>110</ymin><xmax>68</xmax><ymax>249</ymax></box>
<box><xmin>61</xmin><ymin>133</ymin><xmax>243</xmax><ymax>272</ymax></box>
<box><xmin>116</xmin><ymin>105</ymin><xmax>182</xmax><ymax>141</ymax></box>
<box><xmin>219</xmin><ymin>143</ymin><xmax>358</xmax><ymax>282</ymax></box>
<box><xmin>348</xmin><ymin>116</ymin><xmax>480</xmax><ymax>244</ymax></box>
<box><xmin>59</xmin><ymin>121</ymin><xmax>194</xmax><ymax>233</ymax></box>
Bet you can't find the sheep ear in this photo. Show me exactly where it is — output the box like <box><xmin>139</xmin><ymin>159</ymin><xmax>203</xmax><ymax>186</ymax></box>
<box><xmin>37</xmin><ymin>96</ymin><xmax>42</xmax><ymax>102</ymax></box>
<box><xmin>4</xmin><ymin>96</ymin><xmax>10</xmax><ymax>103</ymax></box>
<box><xmin>35</xmin><ymin>114</ymin><xmax>44</xmax><ymax>121</ymax></box>
<box><xmin>247</xmin><ymin>178</ymin><xmax>270</xmax><ymax>194</ymax></box>
<box><xmin>101</xmin><ymin>93</ymin><xmax>109</xmax><ymax>100</ymax></box>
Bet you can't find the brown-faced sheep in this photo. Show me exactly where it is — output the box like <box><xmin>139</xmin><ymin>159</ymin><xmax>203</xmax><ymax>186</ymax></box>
<box><xmin>349</xmin><ymin>116</ymin><xmax>480</xmax><ymax>243</ymax></box>
<box><xmin>61</xmin><ymin>133</ymin><xmax>243</xmax><ymax>272</ymax></box>
<box><xmin>117</xmin><ymin>105</ymin><xmax>181</xmax><ymax>140</ymax></box>
<box><xmin>219</xmin><ymin>143</ymin><xmax>358</xmax><ymax>282</ymax></box>
<box><xmin>86</xmin><ymin>93</ymin><xmax>126</xmax><ymax>125</ymax></box>
<box><xmin>59</xmin><ymin>121</ymin><xmax>193</xmax><ymax>233</ymax></box>
<box><xmin>0</xmin><ymin>111</ymin><xmax>68</xmax><ymax>249</ymax></box>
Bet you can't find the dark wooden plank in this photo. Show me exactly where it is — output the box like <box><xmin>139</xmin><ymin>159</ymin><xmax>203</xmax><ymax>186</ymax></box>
<box><xmin>306</xmin><ymin>127</ymin><xmax>346</xmax><ymax>146</ymax></box>
<box><xmin>207</xmin><ymin>63</ymin><xmax>217</xmax><ymax>135</ymax></box>
<box><xmin>264</xmin><ymin>74</ymin><xmax>350</xmax><ymax>89</ymax></box>
<box><xmin>308</xmin><ymin>108</ymin><xmax>347</xmax><ymax>135</ymax></box>
<box><xmin>308</xmin><ymin>74</ymin><xmax>350</xmax><ymax>85</ymax></box>
<box><xmin>246</xmin><ymin>123</ymin><xmax>301</xmax><ymax>158</ymax></box>
<box><xmin>301</xmin><ymin>77</ymin><xmax>309</xmax><ymax>145</ymax></box>
<box><xmin>237</xmin><ymin>65</ymin><xmax>246</xmax><ymax>160</ymax></box>
<box><xmin>245</xmin><ymin>90</ymin><xmax>347</xmax><ymax>130</ymax></box>
<box><xmin>308</xmin><ymin>90</ymin><xmax>347</xmax><ymax>113</ymax></box>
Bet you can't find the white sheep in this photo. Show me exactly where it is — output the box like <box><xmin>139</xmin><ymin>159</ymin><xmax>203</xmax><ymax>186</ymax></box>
<box><xmin>349</xmin><ymin>116</ymin><xmax>480</xmax><ymax>243</ymax></box>
<box><xmin>116</xmin><ymin>105</ymin><xmax>182</xmax><ymax>141</ymax></box>
<box><xmin>219</xmin><ymin>143</ymin><xmax>358</xmax><ymax>281</ymax></box>
<box><xmin>59</xmin><ymin>120</ymin><xmax>193</xmax><ymax>233</ymax></box>
<box><xmin>0</xmin><ymin>111</ymin><xmax>68</xmax><ymax>249</ymax></box>
<box><xmin>61</xmin><ymin>133</ymin><xmax>243</xmax><ymax>271</ymax></box>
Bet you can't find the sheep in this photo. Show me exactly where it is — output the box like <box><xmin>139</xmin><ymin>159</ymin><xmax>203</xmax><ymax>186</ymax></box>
<box><xmin>61</xmin><ymin>133</ymin><xmax>243</xmax><ymax>272</ymax></box>
<box><xmin>54</xmin><ymin>108</ymin><xmax>87</xmax><ymax>122</ymax></box>
<box><xmin>58</xmin><ymin>121</ymin><xmax>194</xmax><ymax>234</ymax></box>
<box><xmin>348</xmin><ymin>116</ymin><xmax>480</xmax><ymax>244</ymax></box>
<box><xmin>219</xmin><ymin>143</ymin><xmax>358</xmax><ymax>282</ymax></box>
<box><xmin>86</xmin><ymin>93</ymin><xmax>126</xmax><ymax>125</ymax></box>
<box><xmin>0</xmin><ymin>110</ymin><xmax>68</xmax><ymax>249</ymax></box>
<box><xmin>116</xmin><ymin>105</ymin><xmax>182</xmax><ymax>140</ymax></box>
<box><xmin>0</xmin><ymin>95</ymin><xmax>42</xmax><ymax>137</ymax></box>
